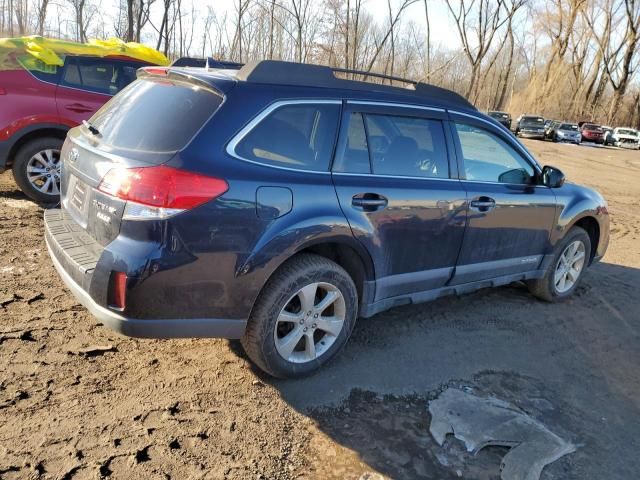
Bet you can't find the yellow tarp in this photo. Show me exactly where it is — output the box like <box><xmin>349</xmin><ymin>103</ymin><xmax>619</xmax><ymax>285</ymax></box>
<box><xmin>0</xmin><ymin>35</ymin><xmax>169</xmax><ymax>72</ymax></box>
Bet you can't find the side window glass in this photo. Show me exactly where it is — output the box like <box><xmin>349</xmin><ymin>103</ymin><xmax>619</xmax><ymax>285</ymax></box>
<box><xmin>235</xmin><ymin>104</ymin><xmax>340</xmax><ymax>171</ymax></box>
<box><xmin>333</xmin><ymin>112</ymin><xmax>371</xmax><ymax>173</ymax></box>
<box><xmin>19</xmin><ymin>57</ymin><xmax>61</xmax><ymax>84</ymax></box>
<box><xmin>364</xmin><ymin>114</ymin><xmax>449</xmax><ymax>179</ymax></box>
<box><xmin>454</xmin><ymin>123</ymin><xmax>534</xmax><ymax>184</ymax></box>
<box><xmin>115</xmin><ymin>63</ymin><xmax>145</xmax><ymax>93</ymax></box>
<box><xmin>62</xmin><ymin>57</ymin><xmax>118</xmax><ymax>94</ymax></box>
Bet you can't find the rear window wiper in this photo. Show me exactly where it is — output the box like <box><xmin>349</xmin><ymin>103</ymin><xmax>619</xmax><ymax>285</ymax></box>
<box><xmin>82</xmin><ymin>120</ymin><xmax>102</xmax><ymax>137</ymax></box>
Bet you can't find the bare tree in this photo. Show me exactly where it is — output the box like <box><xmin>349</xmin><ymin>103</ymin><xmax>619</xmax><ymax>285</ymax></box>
<box><xmin>586</xmin><ymin>0</ymin><xmax>640</xmax><ymax>123</ymax></box>
<box><xmin>445</xmin><ymin>0</ymin><xmax>524</xmax><ymax>99</ymax></box>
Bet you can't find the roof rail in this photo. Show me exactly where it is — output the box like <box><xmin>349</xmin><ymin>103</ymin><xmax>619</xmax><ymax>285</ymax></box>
<box><xmin>236</xmin><ymin>60</ymin><xmax>474</xmax><ymax>110</ymax></box>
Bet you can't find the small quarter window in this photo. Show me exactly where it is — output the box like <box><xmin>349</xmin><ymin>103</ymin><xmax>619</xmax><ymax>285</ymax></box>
<box><xmin>454</xmin><ymin>123</ymin><xmax>534</xmax><ymax>184</ymax></box>
<box><xmin>235</xmin><ymin>103</ymin><xmax>340</xmax><ymax>171</ymax></box>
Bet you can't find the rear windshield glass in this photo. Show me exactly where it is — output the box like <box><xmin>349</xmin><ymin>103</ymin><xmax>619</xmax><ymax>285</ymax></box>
<box><xmin>617</xmin><ymin>129</ymin><xmax>637</xmax><ymax>136</ymax></box>
<box><xmin>560</xmin><ymin>123</ymin><xmax>578</xmax><ymax>130</ymax></box>
<box><xmin>583</xmin><ymin>124</ymin><xmax>601</xmax><ymax>130</ymax></box>
<box><xmin>489</xmin><ymin>112</ymin><xmax>509</xmax><ymax>119</ymax></box>
<box><xmin>89</xmin><ymin>78</ymin><xmax>222</xmax><ymax>153</ymax></box>
<box><xmin>522</xmin><ymin>117</ymin><xmax>544</xmax><ymax>125</ymax></box>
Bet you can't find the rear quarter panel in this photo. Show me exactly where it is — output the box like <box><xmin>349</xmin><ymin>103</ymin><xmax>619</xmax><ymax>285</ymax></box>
<box><xmin>0</xmin><ymin>70</ymin><xmax>73</xmax><ymax>142</ymax></box>
<box><xmin>124</xmin><ymin>85</ymin><xmax>365</xmax><ymax>320</ymax></box>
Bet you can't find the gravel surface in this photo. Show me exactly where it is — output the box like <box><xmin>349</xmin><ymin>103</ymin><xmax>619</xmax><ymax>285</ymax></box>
<box><xmin>1</xmin><ymin>140</ymin><xmax>639</xmax><ymax>479</ymax></box>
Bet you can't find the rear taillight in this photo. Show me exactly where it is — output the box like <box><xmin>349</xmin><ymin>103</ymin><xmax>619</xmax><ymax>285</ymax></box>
<box><xmin>111</xmin><ymin>272</ymin><xmax>127</xmax><ymax>309</ymax></box>
<box><xmin>98</xmin><ymin>165</ymin><xmax>228</xmax><ymax>220</ymax></box>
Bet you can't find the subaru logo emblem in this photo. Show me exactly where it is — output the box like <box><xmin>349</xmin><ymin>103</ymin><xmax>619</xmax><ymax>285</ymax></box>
<box><xmin>69</xmin><ymin>148</ymin><xmax>79</xmax><ymax>163</ymax></box>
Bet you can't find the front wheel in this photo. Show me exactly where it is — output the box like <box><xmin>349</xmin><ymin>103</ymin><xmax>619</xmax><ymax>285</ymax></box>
<box><xmin>241</xmin><ymin>254</ymin><xmax>358</xmax><ymax>378</ymax></box>
<box><xmin>527</xmin><ymin>226</ymin><xmax>591</xmax><ymax>302</ymax></box>
<box><xmin>12</xmin><ymin>137</ymin><xmax>64</xmax><ymax>203</ymax></box>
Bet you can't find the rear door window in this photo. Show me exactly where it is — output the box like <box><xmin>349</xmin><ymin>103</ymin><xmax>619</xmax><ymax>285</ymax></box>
<box><xmin>333</xmin><ymin>112</ymin><xmax>371</xmax><ymax>173</ymax></box>
<box><xmin>89</xmin><ymin>78</ymin><xmax>222</xmax><ymax>154</ymax></box>
<box><xmin>234</xmin><ymin>103</ymin><xmax>340</xmax><ymax>171</ymax></box>
<box><xmin>61</xmin><ymin>57</ymin><xmax>146</xmax><ymax>95</ymax></box>
<box><xmin>364</xmin><ymin>114</ymin><xmax>449</xmax><ymax>179</ymax></box>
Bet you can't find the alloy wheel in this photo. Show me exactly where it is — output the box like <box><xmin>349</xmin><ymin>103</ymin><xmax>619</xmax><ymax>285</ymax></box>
<box><xmin>554</xmin><ymin>240</ymin><xmax>586</xmax><ymax>294</ymax></box>
<box><xmin>26</xmin><ymin>149</ymin><xmax>61</xmax><ymax>196</ymax></box>
<box><xmin>274</xmin><ymin>282</ymin><xmax>346</xmax><ymax>363</ymax></box>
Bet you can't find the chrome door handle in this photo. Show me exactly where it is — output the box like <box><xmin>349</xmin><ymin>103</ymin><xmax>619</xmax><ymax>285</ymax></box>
<box><xmin>352</xmin><ymin>194</ymin><xmax>388</xmax><ymax>211</ymax></box>
<box><xmin>469</xmin><ymin>197</ymin><xmax>496</xmax><ymax>212</ymax></box>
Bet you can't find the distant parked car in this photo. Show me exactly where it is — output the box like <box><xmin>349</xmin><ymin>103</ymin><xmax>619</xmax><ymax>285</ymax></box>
<box><xmin>609</xmin><ymin>127</ymin><xmax>640</xmax><ymax>149</ymax></box>
<box><xmin>515</xmin><ymin>115</ymin><xmax>546</xmax><ymax>139</ymax></box>
<box><xmin>602</xmin><ymin>126</ymin><xmax>614</xmax><ymax>145</ymax></box>
<box><xmin>544</xmin><ymin>120</ymin><xmax>560</xmax><ymax>139</ymax></box>
<box><xmin>0</xmin><ymin>35</ymin><xmax>168</xmax><ymax>202</ymax></box>
<box><xmin>579</xmin><ymin>123</ymin><xmax>605</xmax><ymax>144</ymax></box>
<box><xmin>552</xmin><ymin>123</ymin><xmax>581</xmax><ymax>144</ymax></box>
<box><xmin>487</xmin><ymin>111</ymin><xmax>512</xmax><ymax>130</ymax></box>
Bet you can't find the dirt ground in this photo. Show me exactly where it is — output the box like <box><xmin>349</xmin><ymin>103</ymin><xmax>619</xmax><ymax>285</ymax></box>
<box><xmin>1</xmin><ymin>139</ymin><xmax>639</xmax><ymax>480</ymax></box>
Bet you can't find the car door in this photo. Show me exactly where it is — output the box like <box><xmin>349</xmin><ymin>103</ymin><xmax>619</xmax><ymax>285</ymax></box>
<box><xmin>448</xmin><ymin>113</ymin><xmax>558</xmax><ymax>285</ymax></box>
<box><xmin>331</xmin><ymin>102</ymin><xmax>467</xmax><ymax>301</ymax></box>
<box><xmin>56</xmin><ymin>57</ymin><xmax>145</xmax><ymax>124</ymax></box>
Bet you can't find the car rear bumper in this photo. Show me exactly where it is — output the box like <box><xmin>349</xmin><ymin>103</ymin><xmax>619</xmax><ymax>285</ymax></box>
<box><xmin>44</xmin><ymin>208</ymin><xmax>247</xmax><ymax>339</ymax></box>
<box><xmin>615</xmin><ymin>141</ymin><xmax>639</xmax><ymax>149</ymax></box>
<box><xmin>519</xmin><ymin>132</ymin><xmax>545</xmax><ymax>139</ymax></box>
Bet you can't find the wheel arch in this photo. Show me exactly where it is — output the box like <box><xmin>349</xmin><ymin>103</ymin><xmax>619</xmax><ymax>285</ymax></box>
<box><xmin>245</xmin><ymin>233</ymin><xmax>377</xmax><ymax>317</ymax></box>
<box><xmin>571</xmin><ymin>215</ymin><xmax>600</xmax><ymax>264</ymax></box>
<box><xmin>6</xmin><ymin>124</ymin><xmax>69</xmax><ymax>168</ymax></box>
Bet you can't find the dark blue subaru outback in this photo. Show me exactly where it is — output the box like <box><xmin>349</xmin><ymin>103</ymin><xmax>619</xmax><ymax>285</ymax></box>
<box><xmin>45</xmin><ymin>61</ymin><xmax>609</xmax><ymax>378</ymax></box>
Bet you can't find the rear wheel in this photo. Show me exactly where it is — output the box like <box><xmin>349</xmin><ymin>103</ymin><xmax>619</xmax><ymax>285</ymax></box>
<box><xmin>527</xmin><ymin>226</ymin><xmax>591</xmax><ymax>302</ymax></box>
<box><xmin>12</xmin><ymin>137</ymin><xmax>63</xmax><ymax>203</ymax></box>
<box><xmin>241</xmin><ymin>254</ymin><xmax>358</xmax><ymax>378</ymax></box>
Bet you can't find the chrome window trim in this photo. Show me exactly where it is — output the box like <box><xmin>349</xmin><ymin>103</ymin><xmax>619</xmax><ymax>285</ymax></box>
<box><xmin>347</xmin><ymin>100</ymin><xmax>445</xmax><ymax>113</ymax></box>
<box><xmin>449</xmin><ymin>109</ymin><xmax>543</xmax><ymax>174</ymax></box>
<box><xmin>459</xmin><ymin>178</ymin><xmax>550</xmax><ymax>189</ymax></box>
<box><xmin>225</xmin><ymin>99</ymin><xmax>342</xmax><ymax>175</ymax></box>
<box><xmin>331</xmin><ymin>171</ymin><xmax>461</xmax><ymax>182</ymax></box>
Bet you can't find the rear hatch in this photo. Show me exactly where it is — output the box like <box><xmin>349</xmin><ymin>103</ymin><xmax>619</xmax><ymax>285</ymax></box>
<box><xmin>60</xmin><ymin>70</ymin><xmax>226</xmax><ymax>246</ymax></box>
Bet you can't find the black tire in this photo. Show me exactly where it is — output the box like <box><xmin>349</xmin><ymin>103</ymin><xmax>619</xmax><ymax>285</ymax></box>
<box><xmin>241</xmin><ymin>254</ymin><xmax>358</xmax><ymax>378</ymax></box>
<box><xmin>12</xmin><ymin>136</ymin><xmax>64</xmax><ymax>203</ymax></box>
<box><xmin>527</xmin><ymin>226</ymin><xmax>591</xmax><ymax>302</ymax></box>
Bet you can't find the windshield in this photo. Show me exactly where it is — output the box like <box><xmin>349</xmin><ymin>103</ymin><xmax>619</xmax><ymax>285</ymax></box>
<box><xmin>617</xmin><ymin>129</ymin><xmax>637</xmax><ymax>136</ymax></box>
<box><xmin>489</xmin><ymin>112</ymin><xmax>509</xmax><ymax>119</ymax></box>
<box><xmin>522</xmin><ymin>116</ymin><xmax>544</xmax><ymax>125</ymax></box>
<box><xmin>583</xmin><ymin>124</ymin><xmax>602</xmax><ymax>131</ymax></box>
<box><xmin>560</xmin><ymin>124</ymin><xmax>578</xmax><ymax>131</ymax></box>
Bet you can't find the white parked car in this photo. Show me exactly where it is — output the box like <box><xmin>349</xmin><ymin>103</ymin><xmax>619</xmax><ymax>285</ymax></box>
<box><xmin>610</xmin><ymin>127</ymin><xmax>640</xmax><ymax>149</ymax></box>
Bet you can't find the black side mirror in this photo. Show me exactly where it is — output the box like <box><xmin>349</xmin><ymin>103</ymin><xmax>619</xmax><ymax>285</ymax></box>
<box><xmin>542</xmin><ymin>165</ymin><xmax>565</xmax><ymax>188</ymax></box>
<box><xmin>498</xmin><ymin>168</ymin><xmax>530</xmax><ymax>184</ymax></box>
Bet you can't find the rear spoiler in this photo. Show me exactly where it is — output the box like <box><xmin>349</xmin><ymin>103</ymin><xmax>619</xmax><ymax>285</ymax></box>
<box><xmin>137</xmin><ymin>66</ymin><xmax>234</xmax><ymax>96</ymax></box>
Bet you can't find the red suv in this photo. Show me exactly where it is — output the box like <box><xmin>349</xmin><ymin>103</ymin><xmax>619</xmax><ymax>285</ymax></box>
<box><xmin>579</xmin><ymin>123</ymin><xmax>605</xmax><ymax>144</ymax></box>
<box><xmin>0</xmin><ymin>39</ymin><xmax>165</xmax><ymax>202</ymax></box>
